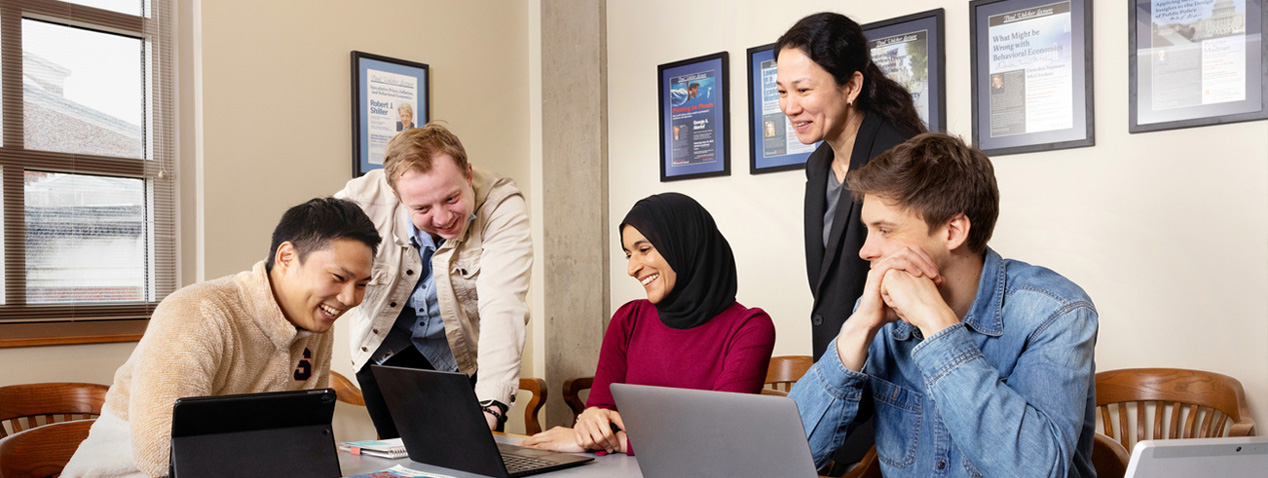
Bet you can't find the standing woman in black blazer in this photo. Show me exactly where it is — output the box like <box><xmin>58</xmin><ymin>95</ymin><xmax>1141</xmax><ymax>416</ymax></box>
<box><xmin>776</xmin><ymin>12</ymin><xmax>926</xmax><ymax>362</ymax></box>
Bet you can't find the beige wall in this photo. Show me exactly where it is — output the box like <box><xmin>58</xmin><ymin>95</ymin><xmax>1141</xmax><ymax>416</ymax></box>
<box><xmin>1</xmin><ymin>0</ymin><xmax>536</xmax><ymax>440</ymax></box>
<box><xmin>606</xmin><ymin>0</ymin><xmax>1268</xmax><ymax>431</ymax></box>
<box><xmin>4</xmin><ymin>0</ymin><xmax>1266</xmax><ymax>448</ymax></box>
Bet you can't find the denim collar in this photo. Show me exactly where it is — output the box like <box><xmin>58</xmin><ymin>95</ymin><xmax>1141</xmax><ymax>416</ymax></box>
<box><xmin>409</xmin><ymin>224</ymin><xmax>443</xmax><ymax>251</ymax></box>
<box><xmin>891</xmin><ymin>247</ymin><xmax>1006</xmax><ymax>341</ymax></box>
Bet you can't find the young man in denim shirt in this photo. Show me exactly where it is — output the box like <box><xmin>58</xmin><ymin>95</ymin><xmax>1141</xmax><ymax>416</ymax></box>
<box><xmin>790</xmin><ymin>133</ymin><xmax>1097</xmax><ymax>477</ymax></box>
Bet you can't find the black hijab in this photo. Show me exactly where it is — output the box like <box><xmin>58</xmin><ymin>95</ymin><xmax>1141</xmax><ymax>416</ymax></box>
<box><xmin>619</xmin><ymin>193</ymin><xmax>737</xmax><ymax>329</ymax></box>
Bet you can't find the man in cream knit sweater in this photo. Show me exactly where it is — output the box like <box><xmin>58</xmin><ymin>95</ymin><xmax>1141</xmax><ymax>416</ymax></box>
<box><xmin>62</xmin><ymin>198</ymin><xmax>380</xmax><ymax>478</ymax></box>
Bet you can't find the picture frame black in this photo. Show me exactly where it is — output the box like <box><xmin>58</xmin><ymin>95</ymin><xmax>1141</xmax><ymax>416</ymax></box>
<box><xmin>351</xmin><ymin>51</ymin><xmax>430</xmax><ymax>177</ymax></box>
<box><xmin>658</xmin><ymin>51</ymin><xmax>730</xmax><ymax>182</ymax></box>
<box><xmin>1129</xmin><ymin>0</ymin><xmax>1267</xmax><ymax>133</ymax></box>
<box><xmin>746</xmin><ymin>44</ymin><xmax>818</xmax><ymax>175</ymax></box>
<box><xmin>970</xmin><ymin>0</ymin><xmax>1095</xmax><ymax>156</ymax></box>
<box><xmin>863</xmin><ymin>8</ymin><xmax>948</xmax><ymax>133</ymax></box>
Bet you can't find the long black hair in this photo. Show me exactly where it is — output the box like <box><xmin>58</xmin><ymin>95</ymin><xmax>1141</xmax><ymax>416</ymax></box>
<box><xmin>775</xmin><ymin>12</ymin><xmax>926</xmax><ymax>135</ymax></box>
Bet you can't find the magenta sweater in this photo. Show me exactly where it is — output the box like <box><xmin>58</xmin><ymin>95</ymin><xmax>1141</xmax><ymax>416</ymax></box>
<box><xmin>587</xmin><ymin>299</ymin><xmax>776</xmax><ymax>411</ymax></box>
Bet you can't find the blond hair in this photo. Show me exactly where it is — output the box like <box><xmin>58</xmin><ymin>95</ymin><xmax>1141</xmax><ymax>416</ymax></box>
<box><xmin>383</xmin><ymin>123</ymin><xmax>469</xmax><ymax>191</ymax></box>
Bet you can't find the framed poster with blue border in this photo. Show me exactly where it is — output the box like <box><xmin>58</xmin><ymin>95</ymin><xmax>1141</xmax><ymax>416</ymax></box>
<box><xmin>351</xmin><ymin>51</ymin><xmax>430</xmax><ymax>177</ymax></box>
<box><xmin>970</xmin><ymin>0</ymin><xmax>1094</xmax><ymax>156</ymax></box>
<box><xmin>747</xmin><ymin>44</ymin><xmax>819</xmax><ymax>174</ymax></box>
<box><xmin>659</xmin><ymin>52</ymin><xmax>730</xmax><ymax>182</ymax></box>
<box><xmin>863</xmin><ymin>8</ymin><xmax>948</xmax><ymax>133</ymax></box>
<box><xmin>1129</xmin><ymin>0</ymin><xmax>1267</xmax><ymax>133</ymax></box>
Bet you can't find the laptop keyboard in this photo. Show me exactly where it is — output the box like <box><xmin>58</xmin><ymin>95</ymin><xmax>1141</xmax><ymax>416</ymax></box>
<box><xmin>500</xmin><ymin>452</ymin><xmax>557</xmax><ymax>475</ymax></box>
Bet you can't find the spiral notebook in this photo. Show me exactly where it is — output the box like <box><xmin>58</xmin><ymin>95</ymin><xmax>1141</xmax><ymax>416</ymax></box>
<box><xmin>339</xmin><ymin>438</ymin><xmax>409</xmax><ymax>459</ymax></box>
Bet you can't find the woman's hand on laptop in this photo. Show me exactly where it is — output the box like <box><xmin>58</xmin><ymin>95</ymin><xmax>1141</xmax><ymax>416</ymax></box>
<box><xmin>574</xmin><ymin>408</ymin><xmax>625</xmax><ymax>453</ymax></box>
<box><xmin>520</xmin><ymin>426</ymin><xmax>586</xmax><ymax>453</ymax></box>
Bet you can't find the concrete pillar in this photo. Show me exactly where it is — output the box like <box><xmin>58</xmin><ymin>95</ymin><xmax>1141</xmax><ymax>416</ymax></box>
<box><xmin>540</xmin><ymin>0</ymin><xmax>608</xmax><ymax>428</ymax></box>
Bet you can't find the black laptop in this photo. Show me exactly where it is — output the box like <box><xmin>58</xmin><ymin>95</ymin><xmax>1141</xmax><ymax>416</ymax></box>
<box><xmin>372</xmin><ymin>365</ymin><xmax>594</xmax><ymax>477</ymax></box>
<box><xmin>169</xmin><ymin>388</ymin><xmax>341</xmax><ymax>478</ymax></box>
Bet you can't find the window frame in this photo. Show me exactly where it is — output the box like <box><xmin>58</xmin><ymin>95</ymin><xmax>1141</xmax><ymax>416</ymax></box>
<box><xmin>0</xmin><ymin>0</ymin><xmax>175</xmax><ymax>347</ymax></box>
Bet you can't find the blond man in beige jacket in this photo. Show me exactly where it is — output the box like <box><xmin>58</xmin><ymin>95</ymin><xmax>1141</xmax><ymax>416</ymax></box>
<box><xmin>62</xmin><ymin>198</ymin><xmax>379</xmax><ymax>478</ymax></box>
<box><xmin>337</xmin><ymin>123</ymin><xmax>532</xmax><ymax>436</ymax></box>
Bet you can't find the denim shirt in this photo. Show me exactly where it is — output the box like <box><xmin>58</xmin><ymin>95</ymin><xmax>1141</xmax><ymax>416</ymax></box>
<box><xmin>790</xmin><ymin>248</ymin><xmax>1098</xmax><ymax>477</ymax></box>
<box><xmin>373</xmin><ymin>226</ymin><xmax>459</xmax><ymax>372</ymax></box>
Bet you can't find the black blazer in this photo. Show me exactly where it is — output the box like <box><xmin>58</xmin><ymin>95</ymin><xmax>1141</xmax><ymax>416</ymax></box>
<box><xmin>804</xmin><ymin>114</ymin><xmax>915</xmax><ymax>360</ymax></box>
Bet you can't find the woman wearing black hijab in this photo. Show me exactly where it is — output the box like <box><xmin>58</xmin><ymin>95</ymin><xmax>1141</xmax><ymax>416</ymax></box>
<box><xmin>521</xmin><ymin>193</ymin><xmax>776</xmax><ymax>454</ymax></box>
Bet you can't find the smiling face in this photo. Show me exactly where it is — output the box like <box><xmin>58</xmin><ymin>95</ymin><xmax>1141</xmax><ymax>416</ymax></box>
<box><xmin>398</xmin><ymin>107</ymin><xmax>413</xmax><ymax>126</ymax></box>
<box><xmin>776</xmin><ymin>47</ymin><xmax>854</xmax><ymax>146</ymax></box>
<box><xmin>272</xmin><ymin>238</ymin><xmax>374</xmax><ymax>333</ymax></box>
<box><xmin>394</xmin><ymin>153</ymin><xmax>476</xmax><ymax>240</ymax></box>
<box><xmin>622</xmin><ymin>225</ymin><xmax>677</xmax><ymax>304</ymax></box>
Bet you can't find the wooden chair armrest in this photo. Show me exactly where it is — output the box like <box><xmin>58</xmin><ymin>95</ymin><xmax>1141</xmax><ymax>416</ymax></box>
<box><xmin>518</xmin><ymin>378</ymin><xmax>547</xmax><ymax>436</ymax></box>
<box><xmin>562</xmin><ymin>376</ymin><xmax>595</xmax><ymax>421</ymax></box>
<box><xmin>1229</xmin><ymin>420</ymin><xmax>1255</xmax><ymax>437</ymax></box>
<box><xmin>330</xmin><ymin>371</ymin><xmax>365</xmax><ymax>407</ymax></box>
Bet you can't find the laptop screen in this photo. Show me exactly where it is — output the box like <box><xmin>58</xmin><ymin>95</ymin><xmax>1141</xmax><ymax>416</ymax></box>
<box><xmin>1125</xmin><ymin>437</ymin><xmax>1268</xmax><ymax>478</ymax></box>
<box><xmin>169</xmin><ymin>388</ymin><xmax>341</xmax><ymax>478</ymax></box>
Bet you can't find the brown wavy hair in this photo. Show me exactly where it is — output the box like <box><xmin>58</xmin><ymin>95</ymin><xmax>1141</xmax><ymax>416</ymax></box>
<box><xmin>846</xmin><ymin>133</ymin><xmax>998</xmax><ymax>254</ymax></box>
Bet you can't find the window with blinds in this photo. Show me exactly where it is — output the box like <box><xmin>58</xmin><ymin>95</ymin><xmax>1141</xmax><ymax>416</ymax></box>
<box><xmin>0</xmin><ymin>0</ymin><xmax>175</xmax><ymax>346</ymax></box>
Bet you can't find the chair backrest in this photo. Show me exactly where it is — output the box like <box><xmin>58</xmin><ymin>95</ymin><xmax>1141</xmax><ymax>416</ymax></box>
<box><xmin>0</xmin><ymin>418</ymin><xmax>94</xmax><ymax>478</ymax></box>
<box><xmin>765</xmin><ymin>355</ymin><xmax>813</xmax><ymax>393</ymax></box>
<box><xmin>562</xmin><ymin>376</ymin><xmax>595</xmax><ymax>422</ymax></box>
<box><xmin>1091</xmin><ymin>432</ymin><xmax>1130</xmax><ymax>478</ymax></box>
<box><xmin>518</xmin><ymin>378</ymin><xmax>547</xmax><ymax>435</ymax></box>
<box><xmin>1096</xmin><ymin>368</ymin><xmax>1256</xmax><ymax>451</ymax></box>
<box><xmin>330</xmin><ymin>371</ymin><xmax>365</xmax><ymax>406</ymax></box>
<box><xmin>0</xmin><ymin>382</ymin><xmax>109</xmax><ymax>438</ymax></box>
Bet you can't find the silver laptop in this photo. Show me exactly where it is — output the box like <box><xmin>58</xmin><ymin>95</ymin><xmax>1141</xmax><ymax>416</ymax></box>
<box><xmin>1125</xmin><ymin>436</ymin><xmax>1268</xmax><ymax>478</ymax></box>
<box><xmin>610</xmin><ymin>383</ymin><xmax>819</xmax><ymax>478</ymax></box>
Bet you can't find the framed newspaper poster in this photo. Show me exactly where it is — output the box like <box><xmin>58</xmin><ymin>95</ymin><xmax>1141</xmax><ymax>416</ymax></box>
<box><xmin>351</xmin><ymin>51</ymin><xmax>430</xmax><ymax>177</ymax></box>
<box><xmin>659</xmin><ymin>52</ymin><xmax>731</xmax><ymax>181</ymax></box>
<box><xmin>970</xmin><ymin>0</ymin><xmax>1095</xmax><ymax>156</ymax></box>
<box><xmin>747</xmin><ymin>43</ymin><xmax>817</xmax><ymax>174</ymax></box>
<box><xmin>863</xmin><ymin>8</ymin><xmax>948</xmax><ymax>133</ymax></box>
<box><xmin>1130</xmin><ymin>0</ymin><xmax>1267</xmax><ymax>133</ymax></box>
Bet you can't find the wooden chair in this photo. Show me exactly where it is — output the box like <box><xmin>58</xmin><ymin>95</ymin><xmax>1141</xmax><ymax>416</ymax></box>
<box><xmin>0</xmin><ymin>419</ymin><xmax>94</xmax><ymax>478</ymax></box>
<box><xmin>1096</xmin><ymin>368</ymin><xmax>1255</xmax><ymax>452</ymax></box>
<box><xmin>765</xmin><ymin>355</ymin><xmax>813</xmax><ymax>394</ymax></box>
<box><xmin>562</xmin><ymin>376</ymin><xmax>595</xmax><ymax>422</ymax></box>
<box><xmin>330</xmin><ymin>371</ymin><xmax>365</xmax><ymax>406</ymax></box>
<box><xmin>518</xmin><ymin>378</ymin><xmax>548</xmax><ymax>435</ymax></box>
<box><xmin>0</xmin><ymin>382</ymin><xmax>109</xmax><ymax>438</ymax></box>
<box><xmin>1091</xmin><ymin>432</ymin><xmax>1130</xmax><ymax>478</ymax></box>
<box><xmin>564</xmin><ymin>358</ymin><xmax>814</xmax><ymax>420</ymax></box>
<box><xmin>760</xmin><ymin>388</ymin><xmax>788</xmax><ymax>397</ymax></box>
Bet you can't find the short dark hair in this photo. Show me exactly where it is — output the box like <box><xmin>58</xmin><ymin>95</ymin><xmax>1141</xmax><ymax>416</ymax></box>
<box><xmin>846</xmin><ymin>133</ymin><xmax>999</xmax><ymax>254</ymax></box>
<box><xmin>266</xmin><ymin>197</ymin><xmax>381</xmax><ymax>270</ymax></box>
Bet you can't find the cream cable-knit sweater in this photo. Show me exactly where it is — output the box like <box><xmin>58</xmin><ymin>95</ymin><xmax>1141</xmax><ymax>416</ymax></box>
<box><xmin>62</xmin><ymin>261</ymin><xmax>332</xmax><ymax>478</ymax></box>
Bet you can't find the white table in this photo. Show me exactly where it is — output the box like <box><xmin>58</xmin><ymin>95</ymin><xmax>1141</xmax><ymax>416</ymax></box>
<box><xmin>338</xmin><ymin>434</ymin><xmax>642</xmax><ymax>478</ymax></box>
